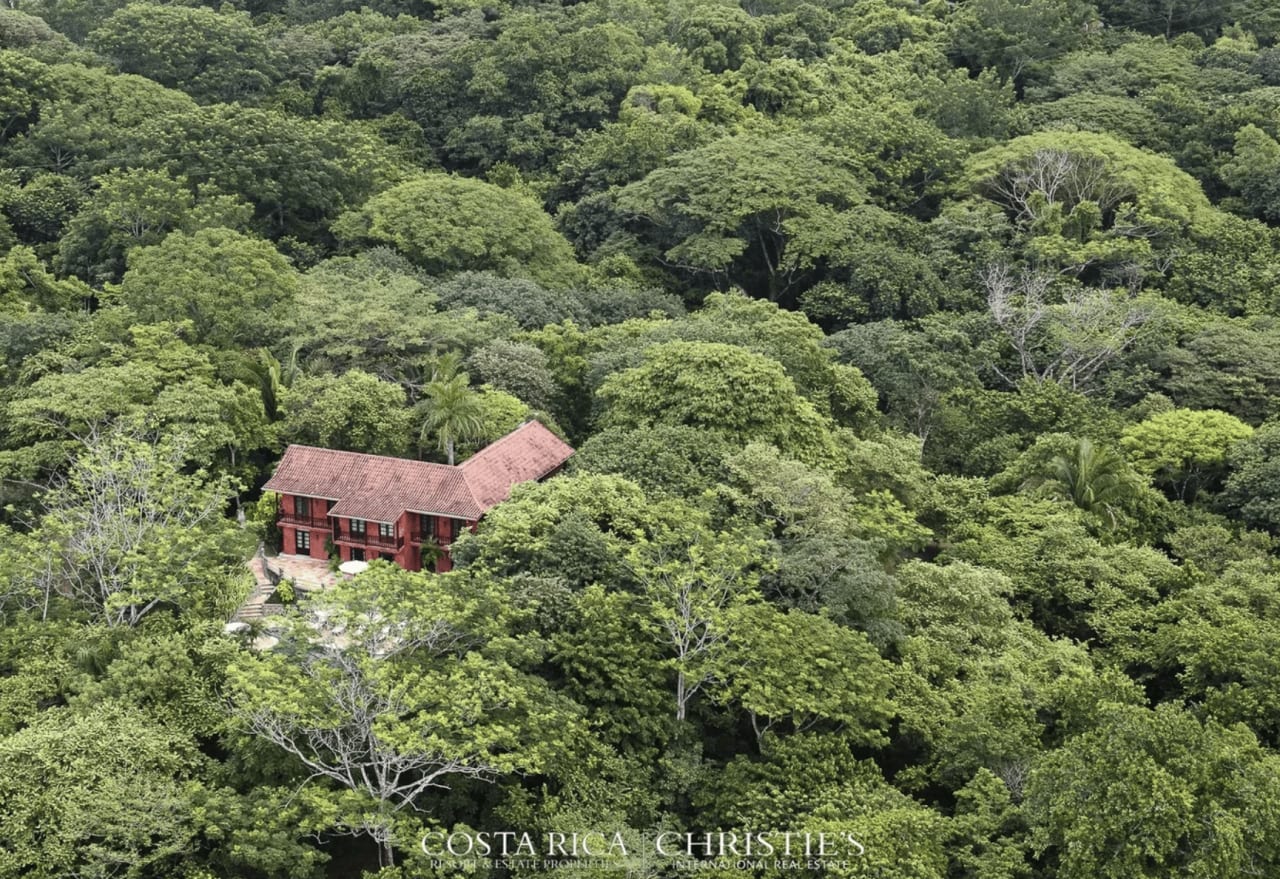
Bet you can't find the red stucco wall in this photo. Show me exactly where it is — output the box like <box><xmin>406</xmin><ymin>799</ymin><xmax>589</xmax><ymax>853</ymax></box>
<box><xmin>279</xmin><ymin>494</ymin><xmax>477</xmax><ymax>573</ymax></box>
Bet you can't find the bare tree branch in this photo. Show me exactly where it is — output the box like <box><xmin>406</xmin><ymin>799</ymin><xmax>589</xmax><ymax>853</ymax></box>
<box><xmin>983</xmin><ymin>263</ymin><xmax>1153</xmax><ymax>394</ymax></box>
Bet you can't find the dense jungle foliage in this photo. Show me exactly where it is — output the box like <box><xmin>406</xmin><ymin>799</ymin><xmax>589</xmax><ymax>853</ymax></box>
<box><xmin>6</xmin><ymin>0</ymin><xmax>1280</xmax><ymax>876</ymax></box>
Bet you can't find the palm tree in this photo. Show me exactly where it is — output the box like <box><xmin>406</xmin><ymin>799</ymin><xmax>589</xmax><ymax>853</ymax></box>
<box><xmin>1026</xmin><ymin>437</ymin><xmax>1139</xmax><ymax>528</ymax></box>
<box><xmin>416</xmin><ymin>355</ymin><xmax>485</xmax><ymax>465</ymax></box>
<box><xmin>246</xmin><ymin>345</ymin><xmax>300</xmax><ymax>421</ymax></box>
<box><xmin>255</xmin><ymin>349</ymin><xmax>284</xmax><ymax>421</ymax></box>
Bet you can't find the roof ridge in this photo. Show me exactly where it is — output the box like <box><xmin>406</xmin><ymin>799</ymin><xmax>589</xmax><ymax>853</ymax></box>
<box><xmin>281</xmin><ymin>443</ymin><xmax>460</xmax><ymax>472</ymax></box>
<box><xmin>459</xmin><ymin>468</ymin><xmax>485</xmax><ymax>515</ymax></box>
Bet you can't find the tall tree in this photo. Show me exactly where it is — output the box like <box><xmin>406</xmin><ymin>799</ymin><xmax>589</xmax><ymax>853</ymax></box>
<box><xmin>1121</xmin><ymin>408</ymin><xmax>1253</xmax><ymax>502</ymax></box>
<box><xmin>23</xmin><ymin>429</ymin><xmax>246</xmax><ymax>626</ymax></box>
<box><xmin>416</xmin><ymin>353</ymin><xmax>485</xmax><ymax>465</ymax></box>
<box><xmin>88</xmin><ymin>3</ymin><xmax>281</xmax><ymax>103</ymax></box>
<box><xmin>280</xmin><ymin>369</ymin><xmax>414</xmax><ymax>457</ymax></box>
<box><xmin>949</xmin><ymin>0</ymin><xmax>1098</xmax><ymax>83</ymax></box>
<box><xmin>613</xmin><ymin>131</ymin><xmax>870</xmax><ymax>301</ymax></box>
<box><xmin>1223</xmin><ymin>420</ymin><xmax>1280</xmax><ymax>531</ymax></box>
<box><xmin>625</xmin><ymin>523</ymin><xmax>767</xmax><ymax>723</ymax></box>
<box><xmin>56</xmin><ymin>168</ymin><xmax>251</xmax><ymax>284</ymax></box>
<box><xmin>117</xmin><ymin>227</ymin><xmax>299</xmax><ymax>349</ymax></box>
<box><xmin>227</xmin><ymin>565</ymin><xmax>581</xmax><ymax>867</ymax></box>
<box><xmin>596</xmin><ymin>340</ymin><xmax>840</xmax><ymax>466</ymax></box>
<box><xmin>962</xmin><ymin>131</ymin><xmax>1214</xmax><ymax>285</ymax></box>
<box><xmin>983</xmin><ymin>264</ymin><xmax>1156</xmax><ymax>393</ymax></box>
<box><xmin>333</xmin><ymin>174</ymin><xmax>581</xmax><ymax>286</ymax></box>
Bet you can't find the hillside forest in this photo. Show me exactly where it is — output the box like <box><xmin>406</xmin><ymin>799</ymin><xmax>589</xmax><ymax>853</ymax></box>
<box><xmin>6</xmin><ymin>0</ymin><xmax>1280</xmax><ymax>876</ymax></box>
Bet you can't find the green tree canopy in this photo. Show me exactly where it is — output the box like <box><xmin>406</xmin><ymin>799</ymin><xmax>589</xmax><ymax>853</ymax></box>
<box><xmin>452</xmin><ymin>472</ymin><xmax>688</xmax><ymax>588</ymax></box>
<box><xmin>0</xmin><ymin>705</ymin><xmax>205</xmax><ymax>878</ymax></box>
<box><xmin>596</xmin><ymin>340</ymin><xmax>840</xmax><ymax>465</ymax></box>
<box><xmin>285</xmin><ymin>252</ymin><xmax>513</xmax><ymax>382</ymax></box>
<box><xmin>961</xmin><ymin>130</ymin><xmax>1214</xmax><ymax>284</ymax></box>
<box><xmin>135</xmin><ymin>104</ymin><xmax>402</xmax><ymax>236</ymax></box>
<box><xmin>19</xmin><ymin>429</ymin><xmax>248</xmax><ymax>626</ymax></box>
<box><xmin>585</xmin><ymin>291</ymin><xmax>879</xmax><ymax>427</ymax></box>
<box><xmin>1223</xmin><ymin>420</ymin><xmax>1280</xmax><ymax>531</ymax></box>
<box><xmin>613</xmin><ymin>130</ymin><xmax>871</xmax><ymax>301</ymax></box>
<box><xmin>1121</xmin><ymin>407</ymin><xmax>1253</xmax><ymax>501</ymax></box>
<box><xmin>57</xmin><ymin>168</ymin><xmax>252</xmax><ymax>284</ymax></box>
<box><xmin>117</xmin><ymin>227</ymin><xmax>299</xmax><ymax>349</ymax></box>
<box><xmin>280</xmin><ymin>369</ymin><xmax>413</xmax><ymax>457</ymax></box>
<box><xmin>228</xmin><ymin>564</ymin><xmax>584</xmax><ymax>867</ymax></box>
<box><xmin>1026</xmin><ymin>703</ymin><xmax>1280</xmax><ymax>879</ymax></box>
<box><xmin>949</xmin><ymin>0</ymin><xmax>1098</xmax><ymax>83</ymax></box>
<box><xmin>333</xmin><ymin>174</ymin><xmax>581</xmax><ymax>285</ymax></box>
<box><xmin>3</xmin><ymin>318</ymin><xmax>272</xmax><ymax>482</ymax></box>
<box><xmin>88</xmin><ymin>4</ymin><xmax>281</xmax><ymax>103</ymax></box>
<box><xmin>1221</xmin><ymin>123</ymin><xmax>1280</xmax><ymax>222</ymax></box>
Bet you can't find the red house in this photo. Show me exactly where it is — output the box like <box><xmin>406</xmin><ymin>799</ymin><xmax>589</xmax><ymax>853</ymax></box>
<box><xmin>264</xmin><ymin>420</ymin><xmax>574</xmax><ymax>572</ymax></box>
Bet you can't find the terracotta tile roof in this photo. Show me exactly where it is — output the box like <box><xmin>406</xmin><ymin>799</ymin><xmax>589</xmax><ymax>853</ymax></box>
<box><xmin>460</xmin><ymin>420</ymin><xmax>576</xmax><ymax>508</ymax></box>
<box><xmin>264</xmin><ymin>421</ymin><xmax>573</xmax><ymax>523</ymax></box>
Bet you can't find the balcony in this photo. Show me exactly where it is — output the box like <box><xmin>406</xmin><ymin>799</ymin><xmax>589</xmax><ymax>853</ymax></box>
<box><xmin>279</xmin><ymin>511</ymin><xmax>331</xmax><ymax>530</ymax></box>
<box><xmin>335</xmin><ymin>529</ymin><xmax>402</xmax><ymax>551</ymax></box>
<box><xmin>366</xmin><ymin>531</ymin><xmax>401</xmax><ymax>551</ymax></box>
<box><xmin>406</xmin><ymin>533</ymin><xmax>456</xmax><ymax>550</ymax></box>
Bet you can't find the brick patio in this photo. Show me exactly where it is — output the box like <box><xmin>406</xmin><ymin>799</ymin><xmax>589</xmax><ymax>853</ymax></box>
<box><xmin>268</xmin><ymin>553</ymin><xmax>341</xmax><ymax>591</ymax></box>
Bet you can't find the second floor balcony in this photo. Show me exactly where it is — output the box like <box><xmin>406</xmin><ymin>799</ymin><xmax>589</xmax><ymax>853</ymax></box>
<box><xmin>279</xmin><ymin>510</ymin><xmax>331</xmax><ymax>530</ymax></box>
<box><xmin>334</xmin><ymin>525</ymin><xmax>402</xmax><ymax>551</ymax></box>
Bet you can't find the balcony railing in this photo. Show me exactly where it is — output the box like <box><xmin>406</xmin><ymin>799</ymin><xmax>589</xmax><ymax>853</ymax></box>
<box><xmin>406</xmin><ymin>533</ymin><xmax>458</xmax><ymax>549</ymax></box>
<box><xmin>335</xmin><ymin>530</ymin><xmax>402</xmax><ymax>551</ymax></box>
<box><xmin>279</xmin><ymin>511</ymin><xmax>331</xmax><ymax>530</ymax></box>
<box><xmin>367</xmin><ymin>532</ymin><xmax>401</xmax><ymax>550</ymax></box>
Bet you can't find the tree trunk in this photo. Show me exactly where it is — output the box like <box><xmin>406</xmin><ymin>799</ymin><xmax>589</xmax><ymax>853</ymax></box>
<box><xmin>675</xmin><ymin>670</ymin><xmax>687</xmax><ymax>722</ymax></box>
<box><xmin>230</xmin><ymin>445</ymin><xmax>244</xmax><ymax>522</ymax></box>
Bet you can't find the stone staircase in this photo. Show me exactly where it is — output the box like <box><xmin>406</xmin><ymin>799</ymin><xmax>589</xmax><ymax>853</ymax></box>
<box><xmin>231</xmin><ymin>547</ymin><xmax>287</xmax><ymax>625</ymax></box>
